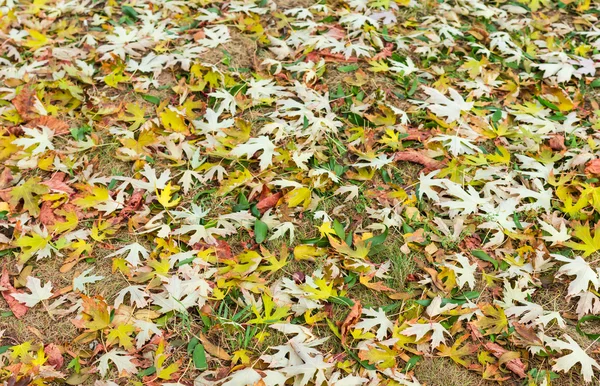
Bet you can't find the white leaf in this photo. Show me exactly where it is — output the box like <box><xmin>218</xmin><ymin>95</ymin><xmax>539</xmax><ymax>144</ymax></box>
<box><xmin>418</xmin><ymin>170</ymin><xmax>446</xmax><ymax>201</ymax></box>
<box><xmin>269</xmin><ymin>222</ymin><xmax>295</xmax><ymax>243</ymax></box>
<box><xmin>12</xmin><ymin>276</ymin><xmax>53</xmax><ymax>307</ymax></box>
<box><xmin>354</xmin><ymin>308</ymin><xmax>394</xmax><ymax>341</ymax></box>
<box><xmin>333</xmin><ymin>185</ymin><xmax>359</xmax><ymax>202</ymax></box>
<box><xmin>547</xmin><ymin>335</ymin><xmax>600</xmax><ymax>383</ymax></box>
<box><xmin>230</xmin><ymin>136</ymin><xmax>280</xmax><ymax>171</ymax></box>
<box><xmin>445</xmin><ymin>253</ymin><xmax>477</xmax><ymax>290</ymax></box>
<box><xmin>555</xmin><ymin>255</ymin><xmax>600</xmax><ymax>296</ymax></box>
<box><xmin>114</xmin><ymin>285</ymin><xmax>150</xmax><ymax>309</ymax></box>
<box><xmin>134</xmin><ymin>319</ymin><xmax>162</xmax><ymax>349</ymax></box>
<box><xmin>73</xmin><ymin>268</ymin><xmax>104</xmax><ymax>294</ymax></box>
<box><xmin>401</xmin><ymin>322</ymin><xmax>449</xmax><ymax>349</ymax></box>
<box><xmin>96</xmin><ymin>349</ymin><xmax>137</xmax><ymax>377</ymax></box>
<box><xmin>105</xmin><ymin>242</ymin><xmax>149</xmax><ymax>267</ymax></box>
<box><xmin>538</xmin><ymin>219</ymin><xmax>571</xmax><ymax>246</ymax></box>
<box><xmin>13</xmin><ymin>126</ymin><xmax>55</xmax><ymax>155</ymax></box>
<box><xmin>422</xmin><ymin>87</ymin><xmax>473</xmax><ymax>122</ymax></box>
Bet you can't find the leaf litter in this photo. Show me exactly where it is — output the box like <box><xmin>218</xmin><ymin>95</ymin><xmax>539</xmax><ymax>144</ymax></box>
<box><xmin>1</xmin><ymin>0</ymin><xmax>600</xmax><ymax>385</ymax></box>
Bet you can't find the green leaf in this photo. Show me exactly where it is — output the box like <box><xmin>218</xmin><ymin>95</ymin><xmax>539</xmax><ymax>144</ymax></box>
<box><xmin>187</xmin><ymin>337</ymin><xmax>199</xmax><ymax>355</ymax></box>
<box><xmin>138</xmin><ymin>366</ymin><xmax>156</xmax><ymax>377</ymax></box>
<box><xmin>576</xmin><ymin>315</ymin><xmax>600</xmax><ymax>340</ymax></box>
<box><xmin>330</xmin><ymin>296</ymin><xmax>355</xmax><ymax>307</ymax></box>
<box><xmin>254</xmin><ymin>219</ymin><xmax>268</xmax><ymax>244</ymax></box>
<box><xmin>121</xmin><ymin>5</ymin><xmax>139</xmax><ymax>20</ymax></box>
<box><xmin>142</xmin><ymin>94</ymin><xmax>161</xmax><ymax>105</ymax></box>
<box><xmin>472</xmin><ymin>250</ymin><xmax>498</xmax><ymax>270</ymax></box>
<box><xmin>333</xmin><ymin>219</ymin><xmax>345</xmax><ymax>239</ymax></box>
<box><xmin>338</xmin><ymin>64</ymin><xmax>359</xmax><ymax>73</ymax></box>
<box><xmin>364</xmin><ymin>226</ymin><xmax>388</xmax><ymax>247</ymax></box>
<box><xmin>590</xmin><ymin>78</ymin><xmax>600</xmax><ymax>88</ymax></box>
<box><xmin>405</xmin><ymin>355</ymin><xmax>421</xmax><ymax>372</ymax></box>
<box><xmin>536</xmin><ymin>96</ymin><xmax>559</xmax><ymax>111</ymax></box>
<box><xmin>193</xmin><ymin>344</ymin><xmax>208</xmax><ymax>370</ymax></box>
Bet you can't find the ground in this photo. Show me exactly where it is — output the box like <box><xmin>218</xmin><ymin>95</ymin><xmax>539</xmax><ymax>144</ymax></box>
<box><xmin>1</xmin><ymin>0</ymin><xmax>600</xmax><ymax>385</ymax></box>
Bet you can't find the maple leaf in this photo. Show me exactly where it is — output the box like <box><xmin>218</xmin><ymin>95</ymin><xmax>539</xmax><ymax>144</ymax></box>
<box><xmin>564</xmin><ymin>223</ymin><xmax>600</xmax><ymax>257</ymax></box>
<box><xmin>445</xmin><ymin>253</ymin><xmax>477</xmax><ymax>290</ymax></box>
<box><xmin>354</xmin><ymin>308</ymin><xmax>394</xmax><ymax>340</ymax></box>
<box><xmin>9</xmin><ymin>177</ymin><xmax>49</xmax><ymax>216</ymax></box>
<box><xmin>401</xmin><ymin>322</ymin><xmax>450</xmax><ymax>349</ymax></box>
<box><xmin>16</xmin><ymin>227</ymin><xmax>52</xmax><ymax>264</ymax></box>
<box><xmin>474</xmin><ymin>304</ymin><xmax>508</xmax><ymax>336</ymax></box>
<box><xmin>134</xmin><ymin>319</ymin><xmax>162</xmax><ymax>349</ymax></box>
<box><xmin>555</xmin><ymin>255</ymin><xmax>600</xmax><ymax>296</ymax></box>
<box><xmin>114</xmin><ymin>285</ymin><xmax>150</xmax><ymax>309</ymax></box>
<box><xmin>106</xmin><ymin>324</ymin><xmax>135</xmax><ymax>350</ymax></box>
<box><xmin>230</xmin><ymin>136</ymin><xmax>279</xmax><ymax>171</ymax></box>
<box><xmin>73</xmin><ymin>268</ymin><xmax>104</xmax><ymax>294</ymax></box>
<box><xmin>437</xmin><ymin>334</ymin><xmax>478</xmax><ymax>367</ymax></box>
<box><xmin>156</xmin><ymin>182</ymin><xmax>181</xmax><ymax>208</ymax></box>
<box><xmin>81</xmin><ymin>295</ymin><xmax>111</xmax><ymax>332</ymax></box>
<box><xmin>359</xmin><ymin>343</ymin><xmax>397</xmax><ymax>369</ymax></box>
<box><xmin>538</xmin><ymin>219</ymin><xmax>571</xmax><ymax>246</ymax></box>
<box><xmin>505</xmin><ymin>301</ymin><xmax>565</xmax><ymax>328</ymax></box>
<box><xmin>96</xmin><ymin>349</ymin><xmax>137</xmax><ymax>377</ymax></box>
<box><xmin>248</xmin><ymin>294</ymin><xmax>291</xmax><ymax>324</ymax></box>
<box><xmin>12</xmin><ymin>126</ymin><xmax>55</xmax><ymax>155</ymax></box>
<box><xmin>546</xmin><ymin>335</ymin><xmax>600</xmax><ymax>383</ymax></box>
<box><xmin>421</xmin><ymin>87</ymin><xmax>474</xmax><ymax>122</ymax></box>
<box><xmin>105</xmin><ymin>243</ymin><xmax>149</xmax><ymax>267</ymax></box>
<box><xmin>12</xmin><ymin>276</ymin><xmax>53</xmax><ymax>307</ymax></box>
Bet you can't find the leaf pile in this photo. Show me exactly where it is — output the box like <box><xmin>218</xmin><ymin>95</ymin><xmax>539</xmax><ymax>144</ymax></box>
<box><xmin>1</xmin><ymin>0</ymin><xmax>600</xmax><ymax>385</ymax></box>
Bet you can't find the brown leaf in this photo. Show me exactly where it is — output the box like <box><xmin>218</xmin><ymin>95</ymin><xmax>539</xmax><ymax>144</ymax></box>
<box><xmin>483</xmin><ymin>342</ymin><xmax>526</xmax><ymax>378</ymax></box>
<box><xmin>257</xmin><ymin>192</ymin><xmax>282</xmax><ymax>213</ymax></box>
<box><xmin>371</xmin><ymin>44</ymin><xmax>393</xmax><ymax>61</ymax></box>
<box><xmin>394</xmin><ymin>150</ymin><xmax>446</xmax><ymax>173</ymax></box>
<box><xmin>548</xmin><ymin>134</ymin><xmax>566</xmax><ymax>151</ymax></box>
<box><xmin>340</xmin><ymin>300</ymin><xmax>362</xmax><ymax>345</ymax></box>
<box><xmin>11</xmin><ymin>86</ymin><xmax>38</xmax><ymax>121</ymax></box>
<box><xmin>0</xmin><ymin>168</ymin><xmax>13</xmax><ymax>189</ymax></box>
<box><xmin>44</xmin><ymin>344</ymin><xmax>64</xmax><ymax>369</ymax></box>
<box><xmin>28</xmin><ymin>116</ymin><xmax>70</xmax><ymax>135</ymax></box>
<box><xmin>198</xmin><ymin>333</ymin><xmax>231</xmax><ymax>361</ymax></box>
<box><xmin>39</xmin><ymin>201</ymin><xmax>58</xmax><ymax>226</ymax></box>
<box><xmin>0</xmin><ymin>268</ymin><xmax>28</xmax><ymax>319</ymax></box>
<box><xmin>585</xmin><ymin>159</ymin><xmax>600</xmax><ymax>175</ymax></box>
<box><xmin>513</xmin><ymin>322</ymin><xmax>542</xmax><ymax>345</ymax></box>
<box><xmin>42</xmin><ymin>172</ymin><xmax>75</xmax><ymax>195</ymax></box>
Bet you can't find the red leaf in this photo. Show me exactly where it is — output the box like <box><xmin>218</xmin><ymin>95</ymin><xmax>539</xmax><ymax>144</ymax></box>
<box><xmin>257</xmin><ymin>192</ymin><xmax>282</xmax><ymax>213</ymax></box>
<box><xmin>42</xmin><ymin>172</ymin><xmax>74</xmax><ymax>194</ymax></box>
<box><xmin>0</xmin><ymin>268</ymin><xmax>28</xmax><ymax>319</ymax></box>
<box><xmin>394</xmin><ymin>150</ymin><xmax>446</xmax><ymax>172</ymax></box>
<box><xmin>371</xmin><ymin>44</ymin><xmax>393</xmax><ymax>61</ymax></box>
<box><xmin>585</xmin><ymin>159</ymin><xmax>600</xmax><ymax>175</ymax></box>
<box><xmin>44</xmin><ymin>344</ymin><xmax>64</xmax><ymax>369</ymax></box>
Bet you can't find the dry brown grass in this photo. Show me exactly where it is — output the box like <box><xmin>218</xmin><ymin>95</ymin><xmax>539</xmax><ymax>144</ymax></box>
<box><xmin>415</xmin><ymin>358</ymin><xmax>497</xmax><ymax>386</ymax></box>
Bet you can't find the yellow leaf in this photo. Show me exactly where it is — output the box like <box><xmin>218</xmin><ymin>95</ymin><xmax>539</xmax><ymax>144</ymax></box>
<box><xmin>73</xmin><ymin>186</ymin><xmax>109</xmax><ymax>209</ymax></box>
<box><xmin>82</xmin><ymin>295</ymin><xmax>111</xmax><ymax>332</ymax></box>
<box><xmin>474</xmin><ymin>304</ymin><xmax>508</xmax><ymax>336</ymax></box>
<box><xmin>293</xmin><ymin>245</ymin><xmax>326</xmax><ymax>261</ymax></box>
<box><xmin>160</xmin><ymin>108</ymin><xmax>188</xmax><ymax>133</ymax></box>
<box><xmin>358</xmin><ymin>344</ymin><xmax>396</xmax><ymax>369</ymax></box>
<box><xmin>368</xmin><ymin>60</ymin><xmax>390</xmax><ymax>73</ymax></box>
<box><xmin>287</xmin><ymin>187</ymin><xmax>311</xmax><ymax>208</ymax></box>
<box><xmin>156</xmin><ymin>183</ymin><xmax>181</xmax><ymax>208</ymax></box>
<box><xmin>9</xmin><ymin>177</ymin><xmax>49</xmax><ymax>216</ymax></box>
<box><xmin>16</xmin><ymin>232</ymin><xmax>51</xmax><ymax>265</ymax></box>
<box><xmin>217</xmin><ymin>168</ymin><xmax>253</xmax><ymax>196</ymax></box>
<box><xmin>106</xmin><ymin>324</ymin><xmax>135</xmax><ymax>350</ymax></box>
<box><xmin>24</xmin><ymin>30</ymin><xmax>49</xmax><ymax>48</ymax></box>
